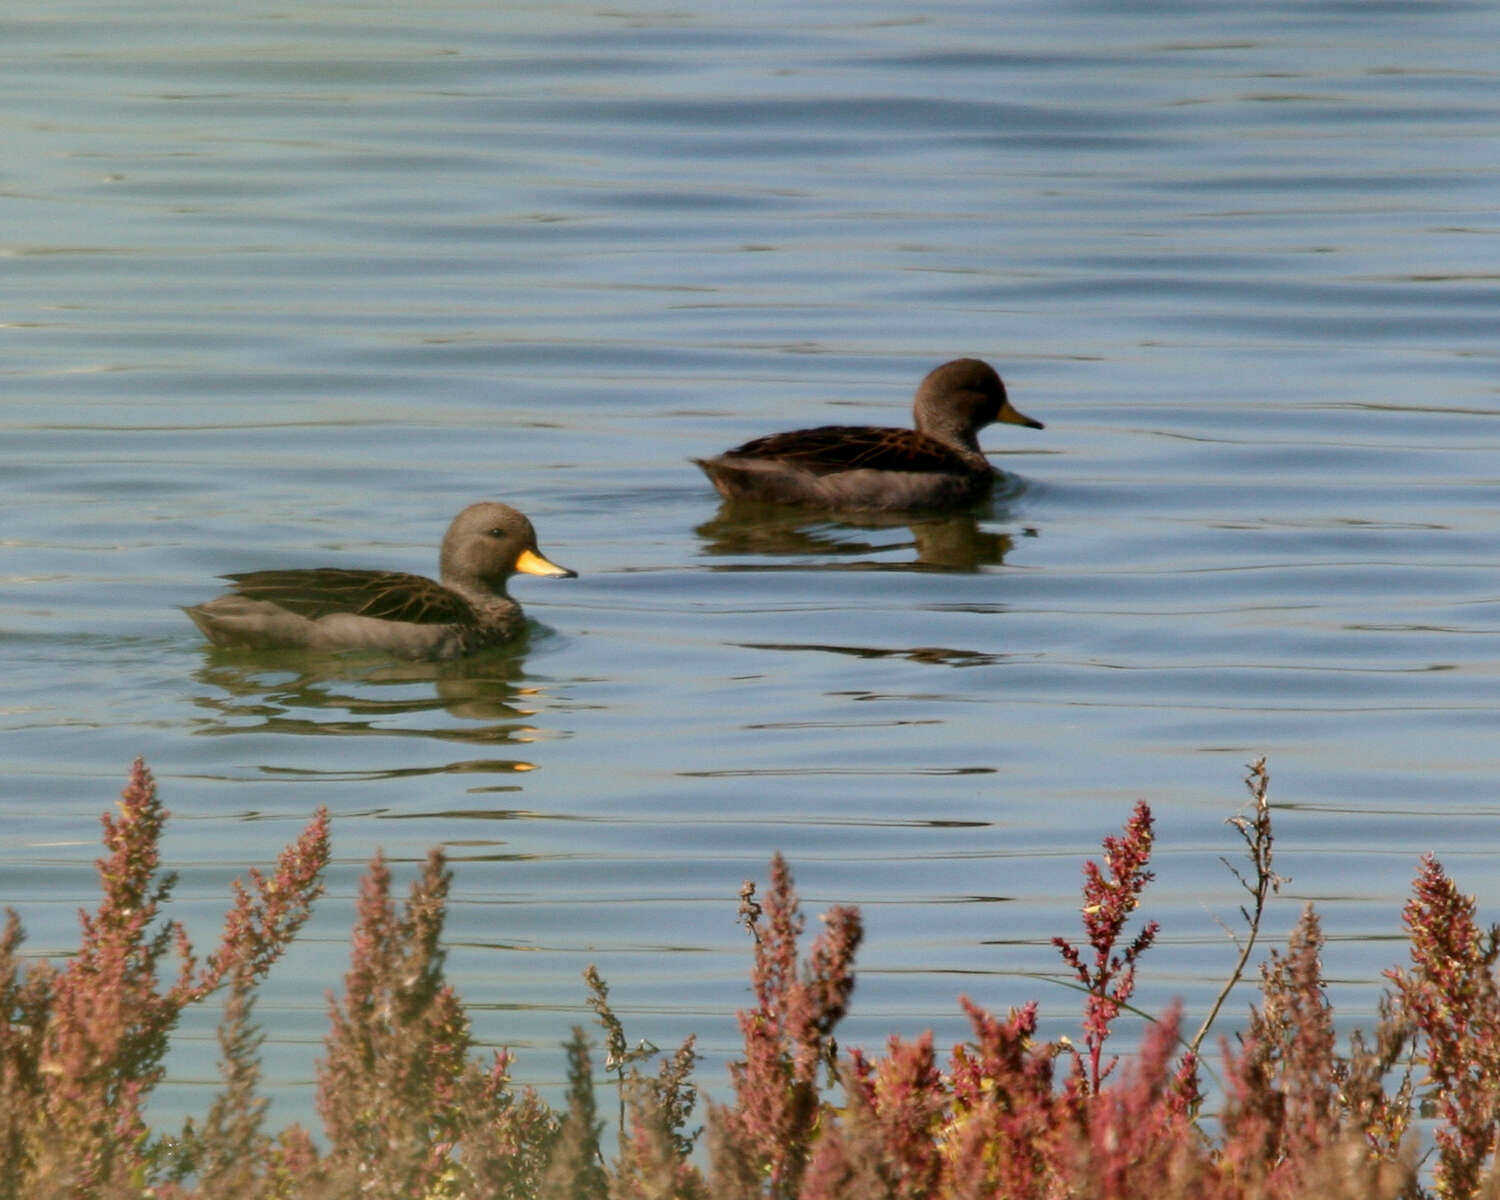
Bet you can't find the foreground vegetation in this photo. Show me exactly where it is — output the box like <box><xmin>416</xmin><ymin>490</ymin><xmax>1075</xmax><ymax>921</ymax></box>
<box><xmin>3</xmin><ymin>759</ymin><xmax>1500</xmax><ymax>1197</ymax></box>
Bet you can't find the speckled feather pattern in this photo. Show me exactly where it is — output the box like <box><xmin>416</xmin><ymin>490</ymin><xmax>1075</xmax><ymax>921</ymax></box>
<box><xmin>220</xmin><ymin>568</ymin><xmax>477</xmax><ymax>626</ymax></box>
<box><xmin>724</xmin><ymin>425</ymin><xmax>971</xmax><ymax>477</ymax></box>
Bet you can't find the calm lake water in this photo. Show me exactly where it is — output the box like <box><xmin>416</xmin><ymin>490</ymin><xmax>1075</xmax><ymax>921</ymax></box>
<box><xmin>5</xmin><ymin>0</ymin><xmax>1500</xmax><ymax>1131</ymax></box>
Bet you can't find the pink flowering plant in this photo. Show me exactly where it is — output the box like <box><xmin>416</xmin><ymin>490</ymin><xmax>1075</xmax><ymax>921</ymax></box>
<box><xmin>7</xmin><ymin>757</ymin><xmax>1500</xmax><ymax>1197</ymax></box>
<box><xmin>1052</xmin><ymin>798</ymin><xmax>1161</xmax><ymax>1095</ymax></box>
<box><xmin>0</xmin><ymin>759</ymin><xmax>328</xmax><ymax>1196</ymax></box>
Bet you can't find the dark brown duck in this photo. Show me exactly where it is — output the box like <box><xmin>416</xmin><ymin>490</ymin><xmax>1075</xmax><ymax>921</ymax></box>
<box><xmin>694</xmin><ymin>358</ymin><xmax>1043</xmax><ymax>512</ymax></box>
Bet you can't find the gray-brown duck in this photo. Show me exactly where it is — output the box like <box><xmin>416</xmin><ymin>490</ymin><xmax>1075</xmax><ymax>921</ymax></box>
<box><xmin>185</xmin><ymin>501</ymin><xmax>574</xmax><ymax>660</ymax></box>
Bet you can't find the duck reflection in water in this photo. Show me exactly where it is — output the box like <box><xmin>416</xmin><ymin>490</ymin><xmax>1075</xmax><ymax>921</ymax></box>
<box><xmin>694</xmin><ymin>503</ymin><xmax>1025</xmax><ymax>572</ymax></box>
<box><xmin>189</xmin><ymin>638</ymin><xmax>556</xmax><ymax>754</ymax></box>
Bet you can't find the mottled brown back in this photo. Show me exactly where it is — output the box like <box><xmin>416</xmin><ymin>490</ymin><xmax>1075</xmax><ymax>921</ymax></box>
<box><xmin>726</xmin><ymin>425</ymin><xmax>969</xmax><ymax>476</ymax></box>
<box><xmin>222</xmin><ymin>569</ymin><xmax>475</xmax><ymax>625</ymax></box>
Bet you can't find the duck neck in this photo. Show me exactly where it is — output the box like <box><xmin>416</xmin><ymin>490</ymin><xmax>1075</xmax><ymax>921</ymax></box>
<box><xmin>927</xmin><ymin>421</ymin><xmax>989</xmax><ymax>467</ymax></box>
<box><xmin>446</xmin><ymin>577</ymin><xmax>514</xmax><ymax>613</ymax></box>
<box><xmin>916</xmin><ymin>402</ymin><xmax>984</xmax><ymax>459</ymax></box>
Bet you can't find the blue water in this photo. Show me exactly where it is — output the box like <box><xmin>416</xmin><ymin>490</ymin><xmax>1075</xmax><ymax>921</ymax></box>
<box><xmin>4</xmin><ymin>0</ymin><xmax>1500</xmax><ymax>1130</ymax></box>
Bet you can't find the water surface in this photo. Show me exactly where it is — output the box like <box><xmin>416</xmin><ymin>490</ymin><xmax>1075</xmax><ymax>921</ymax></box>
<box><xmin>4</xmin><ymin>0</ymin><xmax>1500</xmax><ymax>1127</ymax></box>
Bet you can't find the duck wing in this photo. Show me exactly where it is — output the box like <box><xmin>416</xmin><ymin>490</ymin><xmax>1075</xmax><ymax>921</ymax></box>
<box><xmin>223</xmin><ymin>569</ymin><xmax>475</xmax><ymax>625</ymax></box>
<box><xmin>729</xmin><ymin>426</ymin><xmax>968</xmax><ymax>476</ymax></box>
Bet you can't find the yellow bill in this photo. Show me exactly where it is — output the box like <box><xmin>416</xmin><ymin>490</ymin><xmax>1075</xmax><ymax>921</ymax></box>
<box><xmin>515</xmin><ymin>546</ymin><xmax>577</xmax><ymax>579</ymax></box>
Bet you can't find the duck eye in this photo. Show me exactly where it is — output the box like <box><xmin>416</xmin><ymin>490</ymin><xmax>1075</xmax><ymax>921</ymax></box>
<box><xmin>486</xmin><ymin>528</ymin><xmax>506</xmax><ymax>538</ymax></box>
